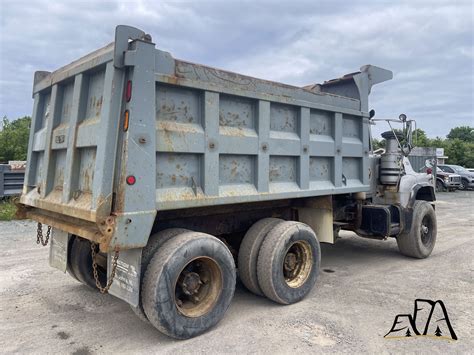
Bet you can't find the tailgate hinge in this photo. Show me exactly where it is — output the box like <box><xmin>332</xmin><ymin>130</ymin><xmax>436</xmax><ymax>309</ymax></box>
<box><xmin>114</xmin><ymin>25</ymin><xmax>153</xmax><ymax>69</ymax></box>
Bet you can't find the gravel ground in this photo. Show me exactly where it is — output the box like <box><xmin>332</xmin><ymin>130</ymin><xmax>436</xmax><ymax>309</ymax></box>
<box><xmin>0</xmin><ymin>191</ymin><xmax>472</xmax><ymax>354</ymax></box>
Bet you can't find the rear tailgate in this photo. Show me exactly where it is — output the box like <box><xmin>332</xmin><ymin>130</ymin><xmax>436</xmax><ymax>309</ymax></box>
<box><xmin>20</xmin><ymin>26</ymin><xmax>148</xmax><ymax>248</ymax></box>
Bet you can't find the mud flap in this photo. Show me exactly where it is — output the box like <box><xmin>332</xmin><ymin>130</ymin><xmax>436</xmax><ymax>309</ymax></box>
<box><xmin>107</xmin><ymin>248</ymin><xmax>142</xmax><ymax>307</ymax></box>
<box><xmin>49</xmin><ymin>228</ymin><xmax>69</xmax><ymax>272</ymax></box>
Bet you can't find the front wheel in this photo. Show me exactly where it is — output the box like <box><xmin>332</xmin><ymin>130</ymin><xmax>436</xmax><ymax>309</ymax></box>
<box><xmin>142</xmin><ymin>232</ymin><xmax>236</xmax><ymax>339</ymax></box>
<box><xmin>397</xmin><ymin>201</ymin><xmax>437</xmax><ymax>258</ymax></box>
<box><xmin>459</xmin><ymin>179</ymin><xmax>468</xmax><ymax>190</ymax></box>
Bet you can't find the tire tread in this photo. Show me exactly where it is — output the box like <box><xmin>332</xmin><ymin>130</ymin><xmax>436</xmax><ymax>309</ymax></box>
<box><xmin>142</xmin><ymin>232</ymin><xmax>236</xmax><ymax>339</ymax></box>
<box><xmin>131</xmin><ymin>228</ymin><xmax>189</xmax><ymax>322</ymax></box>
<box><xmin>397</xmin><ymin>201</ymin><xmax>437</xmax><ymax>258</ymax></box>
<box><xmin>257</xmin><ymin>221</ymin><xmax>319</xmax><ymax>305</ymax></box>
<box><xmin>238</xmin><ymin>218</ymin><xmax>283</xmax><ymax>296</ymax></box>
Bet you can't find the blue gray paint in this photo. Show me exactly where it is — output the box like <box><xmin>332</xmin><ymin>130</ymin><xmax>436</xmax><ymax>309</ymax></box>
<box><xmin>20</xmin><ymin>26</ymin><xmax>391</xmax><ymax>250</ymax></box>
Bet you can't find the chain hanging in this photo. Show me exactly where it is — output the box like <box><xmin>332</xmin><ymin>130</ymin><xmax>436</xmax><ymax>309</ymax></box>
<box><xmin>91</xmin><ymin>242</ymin><xmax>120</xmax><ymax>294</ymax></box>
<box><xmin>36</xmin><ymin>222</ymin><xmax>51</xmax><ymax>246</ymax></box>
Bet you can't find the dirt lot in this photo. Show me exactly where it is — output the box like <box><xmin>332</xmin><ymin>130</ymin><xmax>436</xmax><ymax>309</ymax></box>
<box><xmin>0</xmin><ymin>191</ymin><xmax>472</xmax><ymax>354</ymax></box>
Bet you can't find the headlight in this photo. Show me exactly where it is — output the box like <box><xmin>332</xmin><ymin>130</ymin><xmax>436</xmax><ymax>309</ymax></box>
<box><xmin>444</xmin><ymin>177</ymin><xmax>449</xmax><ymax>183</ymax></box>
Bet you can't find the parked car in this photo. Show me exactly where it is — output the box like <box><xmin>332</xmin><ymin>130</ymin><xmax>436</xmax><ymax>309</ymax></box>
<box><xmin>434</xmin><ymin>168</ymin><xmax>462</xmax><ymax>192</ymax></box>
<box><xmin>438</xmin><ymin>164</ymin><xmax>474</xmax><ymax>190</ymax></box>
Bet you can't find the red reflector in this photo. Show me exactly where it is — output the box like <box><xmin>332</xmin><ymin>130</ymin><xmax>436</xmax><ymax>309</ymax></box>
<box><xmin>126</xmin><ymin>175</ymin><xmax>136</xmax><ymax>185</ymax></box>
<box><xmin>126</xmin><ymin>80</ymin><xmax>132</xmax><ymax>102</ymax></box>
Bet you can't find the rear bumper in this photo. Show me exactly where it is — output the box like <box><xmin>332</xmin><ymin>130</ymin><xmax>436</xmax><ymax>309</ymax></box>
<box><xmin>18</xmin><ymin>205</ymin><xmax>114</xmax><ymax>252</ymax></box>
<box><xmin>19</xmin><ymin>189</ymin><xmax>111</xmax><ymax>223</ymax></box>
<box><xmin>18</xmin><ymin>202</ymin><xmax>155</xmax><ymax>252</ymax></box>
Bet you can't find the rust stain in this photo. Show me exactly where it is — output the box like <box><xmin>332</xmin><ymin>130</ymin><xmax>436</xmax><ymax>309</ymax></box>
<box><xmin>83</xmin><ymin>170</ymin><xmax>91</xmax><ymax>192</ymax></box>
<box><xmin>26</xmin><ymin>209</ymin><xmax>104</xmax><ymax>244</ymax></box>
<box><xmin>165</xmin><ymin>75</ymin><xmax>179</xmax><ymax>85</ymax></box>
<box><xmin>269</xmin><ymin>167</ymin><xmax>281</xmax><ymax>180</ymax></box>
<box><xmin>95</xmin><ymin>96</ymin><xmax>103</xmax><ymax>116</ymax></box>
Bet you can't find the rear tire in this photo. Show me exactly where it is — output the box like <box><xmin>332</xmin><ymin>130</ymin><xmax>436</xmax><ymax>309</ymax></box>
<box><xmin>397</xmin><ymin>201</ymin><xmax>437</xmax><ymax>258</ymax></box>
<box><xmin>257</xmin><ymin>221</ymin><xmax>320</xmax><ymax>305</ymax></box>
<box><xmin>130</xmin><ymin>228</ymin><xmax>189</xmax><ymax>322</ymax></box>
<box><xmin>66</xmin><ymin>235</ymin><xmax>79</xmax><ymax>282</ymax></box>
<box><xmin>69</xmin><ymin>237</ymin><xmax>106</xmax><ymax>290</ymax></box>
<box><xmin>238</xmin><ymin>218</ymin><xmax>283</xmax><ymax>296</ymax></box>
<box><xmin>142</xmin><ymin>232</ymin><xmax>236</xmax><ymax>339</ymax></box>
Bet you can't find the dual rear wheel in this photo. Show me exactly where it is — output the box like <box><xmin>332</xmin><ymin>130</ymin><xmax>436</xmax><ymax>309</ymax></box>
<box><xmin>141</xmin><ymin>231</ymin><xmax>236</xmax><ymax>339</ymax></box>
<box><xmin>239</xmin><ymin>219</ymin><xmax>321</xmax><ymax>304</ymax></box>
<box><xmin>68</xmin><ymin>219</ymin><xmax>320</xmax><ymax>339</ymax></box>
<box><xmin>133</xmin><ymin>219</ymin><xmax>320</xmax><ymax>339</ymax></box>
<box><xmin>68</xmin><ymin>236</ymin><xmax>107</xmax><ymax>289</ymax></box>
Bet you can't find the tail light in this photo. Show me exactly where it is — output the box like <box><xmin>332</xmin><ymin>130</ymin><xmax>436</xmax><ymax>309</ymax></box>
<box><xmin>125</xmin><ymin>80</ymin><xmax>132</xmax><ymax>102</ymax></box>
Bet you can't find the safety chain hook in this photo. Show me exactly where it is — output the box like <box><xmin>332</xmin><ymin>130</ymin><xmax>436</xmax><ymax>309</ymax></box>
<box><xmin>36</xmin><ymin>222</ymin><xmax>51</xmax><ymax>246</ymax></box>
<box><xmin>91</xmin><ymin>242</ymin><xmax>120</xmax><ymax>294</ymax></box>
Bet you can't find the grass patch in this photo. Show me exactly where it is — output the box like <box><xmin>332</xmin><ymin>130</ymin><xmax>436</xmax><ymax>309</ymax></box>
<box><xmin>0</xmin><ymin>198</ymin><xmax>17</xmax><ymax>221</ymax></box>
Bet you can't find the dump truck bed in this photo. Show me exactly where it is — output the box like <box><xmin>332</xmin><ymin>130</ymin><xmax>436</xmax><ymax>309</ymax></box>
<box><xmin>20</xmin><ymin>26</ymin><xmax>391</xmax><ymax>250</ymax></box>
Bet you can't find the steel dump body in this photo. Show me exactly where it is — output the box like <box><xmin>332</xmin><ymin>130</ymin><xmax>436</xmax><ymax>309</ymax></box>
<box><xmin>21</xmin><ymin>26</ymin><xmax>391</xmax><ymax>251</ymax></box>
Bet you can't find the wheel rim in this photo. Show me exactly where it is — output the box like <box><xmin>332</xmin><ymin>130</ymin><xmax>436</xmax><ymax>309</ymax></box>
<box><xmin>459</xmin><ymin>181</ymin><xmax>466</xmax><ymax>190</ymax></box>
<box><xmin>420</xmin><ymin>215</ymin><xmax>433</xmax><ymax>246</ymax></box>
<box><xmin>174</xmin><ymin>257</ymin><xmax>222</xmax><ymax>318</ymax></box>
<box><xmin>283</xmin><ymin>240</ymin><xmax>313</xmax><ymax>288</ymax></box>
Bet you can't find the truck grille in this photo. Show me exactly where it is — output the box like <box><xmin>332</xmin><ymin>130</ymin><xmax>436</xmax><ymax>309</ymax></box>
<box><xmin>450</xmin><ymin>176</ymin><xmax>461</xmax><ymax>182</ymax></box>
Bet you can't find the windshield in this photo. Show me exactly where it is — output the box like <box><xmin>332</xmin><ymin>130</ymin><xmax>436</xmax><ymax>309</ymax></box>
<box><xmin>452</xmin><ymin>166</ymin><xmax>467</xmax><ymax>173</ymax></box>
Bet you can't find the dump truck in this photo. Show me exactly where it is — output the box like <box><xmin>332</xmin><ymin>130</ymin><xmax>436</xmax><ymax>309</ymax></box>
<box><xmin>18</xmin><ymin>25</ymin><xmax>437</xmax><ymax>339</ymax></box>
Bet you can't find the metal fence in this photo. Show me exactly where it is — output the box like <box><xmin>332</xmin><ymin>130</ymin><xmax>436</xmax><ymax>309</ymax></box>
<box><xmin>0</xmin><ymin>164</ymin><xmax>25</xmax><ymax>198</ymax></box>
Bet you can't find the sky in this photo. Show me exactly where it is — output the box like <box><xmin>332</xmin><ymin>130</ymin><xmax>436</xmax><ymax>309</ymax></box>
<box><xmin>0</xmin><ymin>0</ymin><xmax>472</xmax><ymax>138</ymax></box>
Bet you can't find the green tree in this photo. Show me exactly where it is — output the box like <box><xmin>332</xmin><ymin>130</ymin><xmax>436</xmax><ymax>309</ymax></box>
<box><xmin>429</xmin><ymin>136</ymin><xmax>446</xmax><ymax>149</ymax></box>
<box><xmin>444</xmin><ymin>139</ymin><xmax>474</xmax><ymax>167</ymax></box>
<box><xmin>447</xmin><ymin>126</ymin><xmax>474</xmax><ymax>142</ymax></box>
<box><xmin>371</xmin><ymin>138</ymin><xmax>385</xmax><ymax>151</ymax></box>
<box><xmin>0</xmin><ymin>116</ymin><xmax>31</xmax><ymax>162</ymax></box>
<box><xmin>412</xmin><ymin>129</ymin><xmax>430</xmax><ymax>147</ymax></box>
